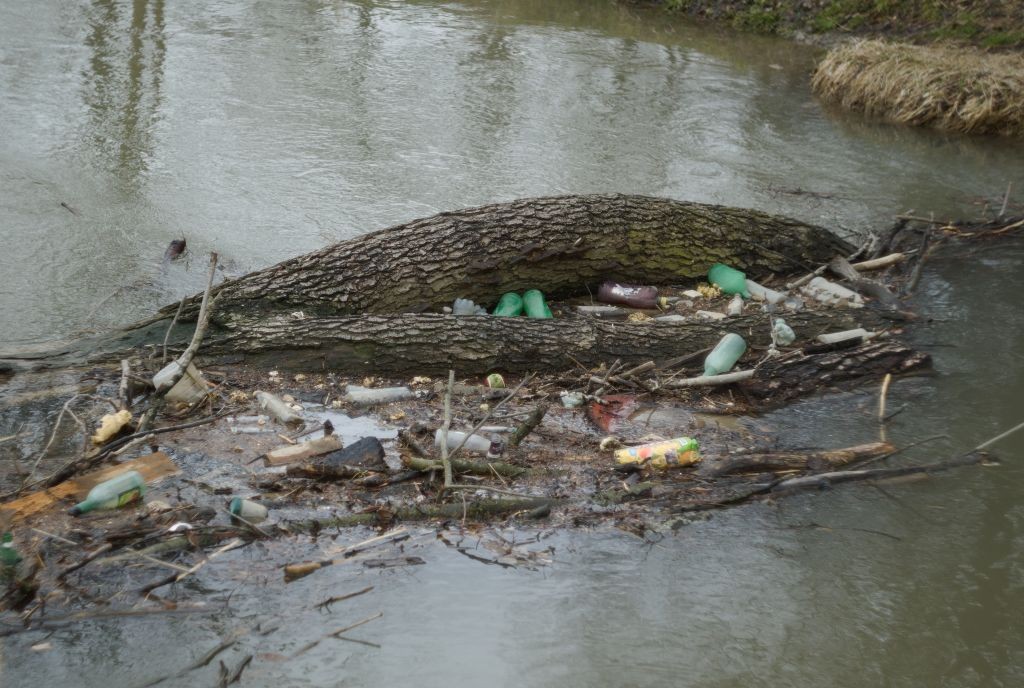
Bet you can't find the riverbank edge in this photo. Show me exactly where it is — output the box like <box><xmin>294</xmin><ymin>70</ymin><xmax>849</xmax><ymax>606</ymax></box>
<box><xmin>631</xmin><ymin>1</ymin><xmax>1024</xmax><ymax>50</ymax></box>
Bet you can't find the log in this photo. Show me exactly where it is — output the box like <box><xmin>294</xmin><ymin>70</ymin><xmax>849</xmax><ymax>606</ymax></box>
<box><xmin>164</xmin><ymin>194</ymin><xmax>852</xmax><ymax>323</ymax></box>
<box><xmin>195</xmin><ymin>309</ymin><xmax>880</xmax><ymax>375</ymax></box>
<box><xmin>741</xmin><ymin>340</ymin><xmax>931</xmax><ymax>404</ymax></box>
<box><xmin>706</xmin><ymin>442</ymin><xmax>894</xmax><ymax>477</ymax></box>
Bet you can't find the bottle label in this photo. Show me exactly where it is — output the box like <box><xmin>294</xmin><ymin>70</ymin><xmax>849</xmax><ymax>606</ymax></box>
<box><xmin>116</xmin><ymin>487</ymin><xmax>142</xmax><ymax>507</ymax></box>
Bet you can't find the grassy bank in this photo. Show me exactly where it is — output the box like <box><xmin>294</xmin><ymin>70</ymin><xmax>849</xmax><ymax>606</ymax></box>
<box><xmin>653</xmin><ymin>1</ymin><xmax>1024</xmax><ymax>49</ymax></box>
<box><xmin>812</xmin><ymin>40</ymin><xmax>1024</xmax><ymax>135</ymax></box>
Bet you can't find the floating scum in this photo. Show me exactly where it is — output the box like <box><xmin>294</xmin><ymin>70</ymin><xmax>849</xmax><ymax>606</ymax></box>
<box><xmin>812</xmin><ymin>39</ymin><xmax>1024</xmax><ymax>136</ymax></box>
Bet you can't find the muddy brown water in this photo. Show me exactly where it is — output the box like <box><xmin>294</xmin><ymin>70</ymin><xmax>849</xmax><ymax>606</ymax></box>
<box><xmin>2</xmin><ymin>1</ymin><xmax>1024</xmax><ymax>686</ymax></box>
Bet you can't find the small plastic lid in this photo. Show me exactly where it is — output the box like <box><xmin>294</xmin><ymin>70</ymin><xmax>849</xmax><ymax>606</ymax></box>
<box><xmin>229</xmin><ymin>497</ymin><xmax>242</xmax><ymax>515</ymax></box>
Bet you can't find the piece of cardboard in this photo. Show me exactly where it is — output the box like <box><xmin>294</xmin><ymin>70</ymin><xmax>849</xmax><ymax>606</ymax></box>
<box><xmin>0</xmin><ymin>452</ymin><xmax>180</xmax><ymax>523</ymax></box>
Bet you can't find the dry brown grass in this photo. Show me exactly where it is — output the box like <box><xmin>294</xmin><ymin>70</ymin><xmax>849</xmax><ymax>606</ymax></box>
<box><xmin>812</xmin><ymin>40</ymin><xmax>1024</xmax><ymax>136</ymax></box>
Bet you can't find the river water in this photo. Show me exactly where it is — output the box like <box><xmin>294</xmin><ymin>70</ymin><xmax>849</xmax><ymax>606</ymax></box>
<box><xmin>2</xmin><ymin>1</ymin><xmax>1023</xmax><ymax>686</ymax></box>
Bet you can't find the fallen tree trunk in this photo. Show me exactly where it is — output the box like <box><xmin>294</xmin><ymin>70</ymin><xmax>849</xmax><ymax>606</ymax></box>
<box><xmin>196</xmin><ymin>309</ymin><xmax>884</xmax><ymax>375</ymax></box>
<box><xmin>162</xmin><ymin>194</ymin><xmax>853</xmax><ymax>323</ymax></box>
<box><xmin>741</xmin><ymin>340</ymin><xmax>930</xmax><ymax>404</ymax></box>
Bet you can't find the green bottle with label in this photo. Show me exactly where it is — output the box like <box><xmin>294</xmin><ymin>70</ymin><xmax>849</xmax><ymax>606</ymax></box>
<box><xmin>68</xmin><ymin>470</ymin><xmax>146</xmax><ymax>516</ymax></box>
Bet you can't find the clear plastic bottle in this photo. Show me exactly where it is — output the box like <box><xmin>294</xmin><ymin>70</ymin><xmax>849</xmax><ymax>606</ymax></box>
<box><xmin>69</xmin><ymin>470</ymin><xmax>145</xmax><ymax>516</ymax></box>
<box><xmin>703</xmin><ymin>333</ymin><xmax>747</xmax><ymax>376</ymax></box>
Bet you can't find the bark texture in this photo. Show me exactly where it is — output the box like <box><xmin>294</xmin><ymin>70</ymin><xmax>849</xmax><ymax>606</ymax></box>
<box><xmin>741</xmin><ymin>340</ymin><xmax>931</xmax><ymax>403</ymax></box>
<box><xmin>199</xmin><ymin>309</ymin><xmax>885</xmax><ymax>375</ymax></box>
<box><xmin>170</xmin><ymin>194</ymin><xmax>852</xmax><ymax>322</ymax></box>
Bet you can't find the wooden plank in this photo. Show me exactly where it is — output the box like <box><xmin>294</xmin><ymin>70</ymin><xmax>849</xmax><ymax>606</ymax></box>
<box><xmin>0</xmin><ymin>452</ymin><xmax>179</xmax><ymax>523</ymax></box>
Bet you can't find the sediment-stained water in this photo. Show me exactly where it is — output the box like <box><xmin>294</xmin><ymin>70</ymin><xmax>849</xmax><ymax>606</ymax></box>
<box><xmin>1</xmin><ymin>1</ymin><xmax>1023</xmax><ymax>686</ymax></box>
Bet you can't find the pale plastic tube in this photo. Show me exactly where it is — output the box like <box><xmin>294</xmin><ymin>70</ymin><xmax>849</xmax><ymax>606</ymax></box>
<box><xmin>434</xmin><ymin>430</ymin><xmax>491</xmax><ymax>453</ymax></box>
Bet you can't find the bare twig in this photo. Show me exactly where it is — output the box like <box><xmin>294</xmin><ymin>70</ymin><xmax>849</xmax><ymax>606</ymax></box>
<box><xmin>999</xmin><ymin>181</ymin><xmax>1012</xmax><ymax>219</ymax></box>
<box><xmin>155</xmin><ymin>253</ymin><xmax>218</xmax><ymax>396</ymax></box>
<box><xmin>441</xmin><ymin>370</ymin><xmax>454</xmax><ymax>489</ymax></box>
<box><xmin>161</xmin><ymin>298</ymin><xmax>186</xmax><ymax>364</ymax></box>
<box><xmin>118</xmin><ymin>359</ymin><xmax>132</xmax><ymax>410</ymax></box>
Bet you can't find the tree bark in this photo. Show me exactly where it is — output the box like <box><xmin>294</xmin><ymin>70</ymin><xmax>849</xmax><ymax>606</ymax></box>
<box><xmin>197</xmin><ymin>309</ymin><xmax>886</xmax><ymax>375</ymax></box>
<box><xmin>741</xmin><ymin>340</ymin><xmax>931</xmax><ymax>403</ymax></box>
<box><xmin>166</xmin><ymin>194</ymin><xmax>853</xmax><ymax>323</ymax></box>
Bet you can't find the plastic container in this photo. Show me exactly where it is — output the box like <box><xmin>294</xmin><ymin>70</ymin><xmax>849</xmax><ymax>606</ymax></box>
<box><xmin>522</xmin><ymin>289</ymin><xmax>553</xmax><ymax>319</ymax></box>
<box><xmin>746</xmin><ymin>279</ymin><xmax>785</xmax><ymax>305</ymax></box>
<box><xmin>1</xmin><ymin>533</ymin><xmax>21</xmax><ymax>573</ymax></box>
<box><xmin>727</xmin><ymin>294</ymin><xmax>744</xmax><ymax>316</ymax></box>
<box><xmin>69</xmin><ymin>470</ymin><xmax>145</xmax><ymax>516</ymax></box>
<box><xmin>434</xmin><ymin>429</ymin><xmax>491</xmax><ymax>454</ymax></box>
<box><xmin>492</xmin><ymin>292</ymin><xmax>524</xmax><ymax>317</ymax></box>
<box><xmin>153</xmin><ymin>361</ymin><xmax>209</xmax><ymax>404</ymax></box>
<box><xmin>772</xmin><ymin>318</ymin><xmax>796</xmax><ymax>346</ymax></box>
<box><xmin>344</xmin><ymin>385</ymin><xmax>414</xmax><ymax>406</ymax></box>
<box><xmin>703</xmin><ymin>333</ymin><xmax>747</xmax><ymax>376</ymax></box>
<box><xmin>229</xmin><ymin>498</ymin><xmax>268</xmax><ymax>524</ymax></box>
<box><xmin>255</xmin><ymin>391</ymin><xmax>304</xmax><ymax>426</ymax></box>
<box><xmin>803</xmin><ymin>277</ymin><xmax>863</xmax><ymax>305</ymax></box>
<box><xmin>708</xmin><ymin>264</ymin><xmax>751</xmax><ymax>298</ymax></box>
<box><xmin>817</xmin><ymin>328</ymin><xmax>872</xmax><ymax>345</ymax></box>
<box><xmin>596</xmin><ymin>281</ymin><xmax>660</xmax><ymax>309</ymax></box>
<box><xmin>452</xmin><ymin>298</ymin><xmax>487</xmax><ymax>315</ymax></box>
<box><xmin>615</xmin><ymin>437</ymin><xmax>700</xmax><ymax>469</ymax></box>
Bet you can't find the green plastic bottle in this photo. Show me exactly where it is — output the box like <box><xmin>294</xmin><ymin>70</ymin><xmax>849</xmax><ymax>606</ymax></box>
<box><xmin>1</xmin><ymin>533</ymin><xmax>21</xmax><ymax>579</ymax></box>
<box><xmin>703</xmin><ymin>333</ymin><xmax>747</xmax><ymax>376</ymax></box>
<box><xmin>522</xmin><ymin>289</ymin><xmax>553</xmax><ymax>319</ymax></box>
<box><xmin>492</xmin><ymin>292</ymin><xmax>524</xmax><ymax>317</ymax></box>
<box><xmin>708</xmin><ymin>264</ymin><xmax>751</xmax><ymax>298</ymax></box>
<box><xmin>68</xmin><ymin>470</ymin><xmax>146</xmax><ymax>516</ymax></box>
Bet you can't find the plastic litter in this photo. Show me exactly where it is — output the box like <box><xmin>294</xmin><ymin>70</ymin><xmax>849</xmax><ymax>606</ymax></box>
<box><xmin>802</xmin><ymin>277</ymin><xmax>864</xmax><ymax>306</ymax></box>
<box><xmin>522</xmin><ymin>289</ymin><xmax>554</xmax><ymax>318</ymax></box>
<box><xmin>486</xmin><ymin>373</ymin><xmax>506</xmax><ymax>389</ymax></box>
<box><xmin>434</xmin><ymin>429</ymin><xmax>491</xmax><ymax>454</ymax></box>
<box><xmin>615</xmin><ymin>437</ymin><xmax>700</xmax><ymax>469</ymax></box>
<box><xmin>560</xmin><ymin>391</ymin><xmax>585</xmax><ymax>408</ymax></box>
<box><xmin>708</xmin><ymin>264</ymin><xmax>751</xmax><ymax>298</ymax></box>
<box><xmin>492</xmin><ymin>292</ymin><xmax>524</xmax><ymax>317</ymax></box>
<box><xmin>596</xmin><ymin>281</ymin><xmax>661</xmax><ymax>309</ymax></box>
<box><xmin>727</xmin><ymin>294</ymin><xmax>744</xmax><ymax>316</ymax></box>
<box><xmin>69</xmin><ymin>470</ymin><xmax>145</xmax><ymax>516</ymax></box>
<box><xmin>1</xmin><ymin>533</ymin><xmax>22</xmax><ymax>577</ymax></box>
<box><xmin>229</xmin><ymin>498</ymin><xmax>268</xmax><ymax>524</ymax></box>
<box><xmin>344</xmin><ymin>385</ymin><xmax>414</xmax><ymax>406</ymax></box>
<box><xmin>746</xmin><ymin>279</ymin><xmax>785</xmax><ymax>305</ymax></box>
<box><xmin>453</xmin><ymin>298</ymin><xmax>488</xmax><ymax>315</ymax></box>
<box><xmin>153</xmin><ymin>361</ymin><xmax>210</xmax><ymax>404</ymax></box>
<box><xmin>256</xmin><ymin>391</ymin><xmax>304</xmax><ymax>426</ymax></box>
<box><xmin>817</xmin><ymin>328</ymin><xmax>874</xmax><ymax>344</ymax></box>
<box><xmin>704</xmin><ymin>333</ymin><xmax>747</xmax><ymax>376</ymax></box>
<box><xmin>772</xmin><ymin>318</ymin><xmax>796</xmax><ymax>346</ymax></box>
